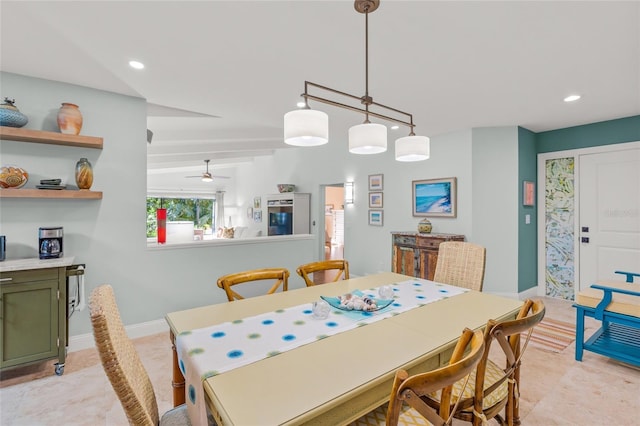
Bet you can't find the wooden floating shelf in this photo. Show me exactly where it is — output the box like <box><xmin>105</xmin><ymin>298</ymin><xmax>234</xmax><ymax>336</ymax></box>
<box><xmin>0</xmin><ymin>126</ymin><xmax>103</xmax><ymax>149</ymax></box>
<box><xmin>0</xmin><ymin>189</ymin><xmax>103</xmax><ymax>199</ymax></box>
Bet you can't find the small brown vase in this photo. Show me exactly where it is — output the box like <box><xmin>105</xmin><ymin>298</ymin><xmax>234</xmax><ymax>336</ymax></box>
<box><xmin>57</xmin><ymin>103</ymin><xmax>83</xmax><ymax>135</ymax></box>
<box><xmin>75</xmin><ymin>158</ymin><xmax>93</xmax><ymax>190</ymax></box>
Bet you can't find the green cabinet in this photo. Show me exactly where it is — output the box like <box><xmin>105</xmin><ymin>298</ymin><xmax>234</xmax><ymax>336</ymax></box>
<box><xmin>0</xmin><ymin>267</ymin><xmax>67</xmax><ymax>374</ymax></box>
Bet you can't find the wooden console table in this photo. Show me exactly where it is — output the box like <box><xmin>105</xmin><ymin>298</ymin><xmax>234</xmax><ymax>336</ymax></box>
<box><xmin>391</xmin><ymin>232</ymin><xmax>465</xmax><ymax>280</ymax></box>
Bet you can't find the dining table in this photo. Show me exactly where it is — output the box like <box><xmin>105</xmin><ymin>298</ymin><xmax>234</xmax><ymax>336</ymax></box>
<box><xmin>165</xmin><ymin>272</ymin><xmax>523</xmax><ymax>425</ymax></box>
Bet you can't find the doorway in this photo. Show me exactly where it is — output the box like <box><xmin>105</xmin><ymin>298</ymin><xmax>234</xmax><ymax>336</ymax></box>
<box><xmin>323</xmin><ymin>185</ymin><xmax>345</xmax><ymax>260</ymax></box>
<box><xmin>538</xmin><ymin>141</ymin><xmax>640</xmax><ymax>300</ymax></box>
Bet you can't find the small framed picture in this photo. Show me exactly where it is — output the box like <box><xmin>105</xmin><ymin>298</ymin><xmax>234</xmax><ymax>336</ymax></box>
<box><xmin>247</xmin><ymin>206</ymin><xmax>253</xmax><ymax>219</ymax></box>
<box><xmin>253</xmin><ymin>210</ymin><xmax>262</xmax><ymax>223</ymax></box>
<box><xmin>369</xmin><ymin>192</ymin><xmax>383</xmax><ymax>208</ymax></box>
<box><xmin>523</xmin><ymin>181</ymin><xmax>535</xmax><ymax>206</ymax></box>
<box><xmin>368</xmin><ymin>174</ymin><xmax>383</xmax><ymax>191</ymax></box>
<box><xmin>369</xmin><ymin>210</ymin><xmax>383</xmax><ymax>226</ymax></box>
<box><xmin>253</xmin><ymin>196</ymin><xmax>261</xmax><ymax>209</ymax></box>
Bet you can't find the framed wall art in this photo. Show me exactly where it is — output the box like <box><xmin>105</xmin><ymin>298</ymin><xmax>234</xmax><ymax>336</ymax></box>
<box><xmin>369</xmin><ymin>192</ymin><xmax>383</xmax><ymax>208</ymax></box>
<box><xmin>412</xmin><ymin>177</ymin><xmax>457</xmax><ymax>217</ymax></box>
<box><xmin>368</xmin><ymin>210</ymin><xmax>383</xmax><ymax>226</ymax></box>
<box><xmin>523</xmin><ymin>181</ymin><xmax>535</xmax><ymax>206</ymax></box>
<box><xmin>368</xmin><ymin>173</ymin><xmax>383</xmax><ymax>191</ymax></box>
<box><xmin>253</xmin><ymin>210</ymin><xmax>262</xmax><ymax>223</ymax></box>
<box><xmin>253</xmin><ymin>196</ymin><xmax>261</xmax><ymax>209</ymax></box>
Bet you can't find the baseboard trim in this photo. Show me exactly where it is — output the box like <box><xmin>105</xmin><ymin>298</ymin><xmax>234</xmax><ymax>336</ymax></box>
<box><xmin>67</xmin><ymin>319</ymin><xmax>169</xmax><ymax>353</ymax></box>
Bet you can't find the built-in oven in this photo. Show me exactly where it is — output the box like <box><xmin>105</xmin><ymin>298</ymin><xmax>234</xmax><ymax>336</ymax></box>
<box><xmin>267</xmin><ymin>199</ymin><xmax>293</xmax><ymax>236</ymax></box>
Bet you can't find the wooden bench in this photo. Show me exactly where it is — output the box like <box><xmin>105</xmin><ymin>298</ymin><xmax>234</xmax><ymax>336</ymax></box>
<box><xmin>574</xmin><ymin>271</ymin><xmax>640</xmax><ymax>367</ymax></box>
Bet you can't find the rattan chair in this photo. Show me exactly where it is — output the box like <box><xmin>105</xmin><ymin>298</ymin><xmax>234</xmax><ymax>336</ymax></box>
<box><xmin>296</xmin><ymin>259</ymin><xmax>349</xmax><ymax>287</ymax></box>
<box><xmin>433</xmin><ymin>242</ymin><xmax>486</xmax><ymax>291</ymax></box>
<box><xmin>89</xmin><ymin>285</ymin><xmax>191</xmax><ymax>426</ymax></box>
<box><xmin>424</xmin><ymin>299</ymin><xmax>546</xmax><ymax>426</ymax></box>
<box><xmin>216</xmin><ymin>268</ymin><xmax>290</xmax><ymax>301</ymax></box>
<box><xmin>385</xmin><ymin>328</ymin><xmax>485</xmax><ymax>425</ymax></box>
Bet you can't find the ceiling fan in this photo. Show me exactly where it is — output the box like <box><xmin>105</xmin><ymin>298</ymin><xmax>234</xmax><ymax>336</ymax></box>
<box><xmin>185</xmin><ymin>159</ymin><xmax>230</xmax><ymax>182</ymax></box>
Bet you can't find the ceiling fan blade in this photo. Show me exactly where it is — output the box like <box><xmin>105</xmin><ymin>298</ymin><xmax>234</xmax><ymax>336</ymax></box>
<box><xmin>211</xmin><ymin>175</ymin><xmax>230</xmax><ymax>179</ymax></box>
<box><xmin>184</xmin><ymin>175</ymin><xmax>202</xmax><ymax>178</ymax></box>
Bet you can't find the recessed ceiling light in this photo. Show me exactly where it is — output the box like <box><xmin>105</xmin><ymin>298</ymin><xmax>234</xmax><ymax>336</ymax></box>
<box><xmin>391</xmin><ymin>125</ymin><xmax>399</xmax><ymax>130</ymax></box>
<box><xmin>564</xmin><ymin>94</ymin><xmax>581</xmax><ymax>102</ymax></box>
<box><xmin>129</xmin><ymin>60</ymin><xmax>145</xmax><ymax>70</ymax></box>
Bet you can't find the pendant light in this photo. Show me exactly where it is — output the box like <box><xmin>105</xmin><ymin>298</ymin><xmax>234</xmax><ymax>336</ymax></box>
<box><xmin>283</xmin><ymin>0</ymin><xmax>429</xmax><ymax>162</ymax></box>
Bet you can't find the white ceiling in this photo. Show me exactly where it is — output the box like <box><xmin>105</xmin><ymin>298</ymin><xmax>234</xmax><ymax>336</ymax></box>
<box><xmin>2</xmin><ymin>1</ymin><xmax>639</xmax><ymax>186</ymax></box>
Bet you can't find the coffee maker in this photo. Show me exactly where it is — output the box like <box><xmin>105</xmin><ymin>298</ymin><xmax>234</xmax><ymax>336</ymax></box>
<box><xmin>39</xmin><ymin>227</ymin><xmax>63</xmax><ymax>259</ymax></box>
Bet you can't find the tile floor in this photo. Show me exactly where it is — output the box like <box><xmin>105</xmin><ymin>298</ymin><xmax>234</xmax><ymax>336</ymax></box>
<box><xmin>0</xmin><ymin>296</ymin><xmax>638</xmax><ymax>425</ymax></box>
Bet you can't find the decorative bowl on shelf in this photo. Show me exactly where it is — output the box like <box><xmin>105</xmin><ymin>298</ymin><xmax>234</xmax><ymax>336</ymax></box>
<box><xmin>0</xmin><ymin>165</ymin><xmax>29</xmax><ymax>189</ymax></box>
<box><xmin>277</xmin><ymin>184</ymin><xmax>296</xmax><ymax>193</ymax></box>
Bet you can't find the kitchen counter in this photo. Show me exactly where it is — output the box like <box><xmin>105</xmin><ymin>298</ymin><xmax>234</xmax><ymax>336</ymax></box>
<box><xmin>0</xmin><ymin>256</ymin><xmax>75</xmax><ymax>273</ymax></box>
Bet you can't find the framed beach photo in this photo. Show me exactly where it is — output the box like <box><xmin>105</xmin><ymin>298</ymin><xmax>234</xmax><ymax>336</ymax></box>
<box><xmin>369</xmin><ymin>210</ymin><xmax>383</xmax><ymax>226</ymax></box>
<box><xmin>412</xmin><ymin>177</ymin><xmax>457</xmax><ymax>217</ymax></box>
<box><xmin>368</xmin><ymin>174</ymin><xmax>383</xmax><ymax>190</ymax></box>
<box><xmin>369</xmin><ymin>192</ymin><xmax>383</xmax><ymax>208</ymax></box>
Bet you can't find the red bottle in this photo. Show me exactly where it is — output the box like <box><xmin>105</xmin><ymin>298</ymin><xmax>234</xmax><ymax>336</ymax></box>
<box><xmin>157</xmin><ymin>208</ymin><xmax>167</xmax><ymax>244</ymax></box>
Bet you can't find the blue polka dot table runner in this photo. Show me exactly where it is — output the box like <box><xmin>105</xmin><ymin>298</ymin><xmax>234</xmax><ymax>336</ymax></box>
<box><xmin>176</xmin><ymin>279</ymin><xmax>468</xmax><ymax>424</ymax></box>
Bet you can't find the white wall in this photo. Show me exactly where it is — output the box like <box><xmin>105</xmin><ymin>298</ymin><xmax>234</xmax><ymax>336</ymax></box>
<box><xmin>0</xmin><ymin>72</ymin><xmax>524</xmax><ymax>341</ymax></box>
<box><xmin>0</xmin><ymin>72</ymin><xmax>316</xmax><ymax>338</ymax></box>
<box><xmin>472</xmin><ymin>127</ymin><xmax>520</xmax><ymax>294</ymax></box>
<box><xmin>236</xmin><ymin>123</ymin><xmax>477</xmax><ymax>277</ymax></box>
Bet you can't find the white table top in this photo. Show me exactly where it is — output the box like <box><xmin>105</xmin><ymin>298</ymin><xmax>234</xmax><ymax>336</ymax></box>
<box><xmin>166</xmin><ymin>272</ymin><xmax>523</xmax><ymax>425</ymax></box>
<box><xmin>0</xmin><ymin>256</ymin><xmax>75</xmax><ymax>272</ymax></box>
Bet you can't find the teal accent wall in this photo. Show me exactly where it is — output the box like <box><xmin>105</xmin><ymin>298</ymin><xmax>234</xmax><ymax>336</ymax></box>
<box><xmin>518</xmin><ymin>127</ymin><xmax>537</xmax><ymax>292</ymax></box>
<box><xmin>537</xmin><ymin>115</ymin><xmax>640</xmax><ymax>153</ymax></box>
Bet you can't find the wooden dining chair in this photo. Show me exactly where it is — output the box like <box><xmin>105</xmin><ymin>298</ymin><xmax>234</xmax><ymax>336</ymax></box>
<box><xmin>296</xmin><ymin>259</ymin><xmax>349</xmax><ymax>287</ymax></box>
<box><xmin>385</xmin><ymin>328</ymin><xmax>486</xmax><ymax>426</ymax></box>
<box><xmin>216</xmin><ymin>267</ymin><xmax>290</xmax><ymax>301</ymax></box>
<box><xmin>89</xmin><ymin>285</ymin><xmax>192</xmax><ymax>426</ymax></box>
<box><xmin>433</xmin><ymin>241</ymin><xmax>486</xmax><ymax>291</ymax></box>
<box><xmin>423</xmin><ymin>299</ymin><xmax>546</xmax><ymax>426</ymax></box>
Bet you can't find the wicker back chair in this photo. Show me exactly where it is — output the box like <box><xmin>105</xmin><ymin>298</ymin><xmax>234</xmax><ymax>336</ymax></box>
<box><xmin>385</xmin><ymin>328</ymin><xmax>485</xmax><ymax>426</ymax></box>
<box><xmin>424</xmin><ymin>299</ymin><xmax>546</xmax><ymax>426</ymax></box>
<box><xmin>216</xmin><ymin>268</ymin><xmax>290</xmax><ymax>302</ymax></box>
<box><xmin>296</xmin><ymin>259</ymin><xmax>349</xmax><ymax>287</ymax></box>
<box><xmin>433</xmin><ymin>242</ymin><xmax>486</xmax><ymax>291</ymax></box>
<box><xmin>90</xmin><ymin>285</ymin><xmax>191</xmax><ymax>426</ymax></box>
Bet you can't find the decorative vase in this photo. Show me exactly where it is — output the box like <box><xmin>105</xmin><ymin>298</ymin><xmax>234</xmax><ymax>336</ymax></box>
<box><xmin>75</xmin><ymin>158</ymin><xmax>93</xmax><ymax>190</ymax></box>
<box><xmin>0</xmin><ymin>98</ymin><xmax>28</xmax><ymax>128</ymax></box>
<box><xmin>418</xmin><ymin>218</ymin><xmax>432</xmax><ymax>234</ymax></box>
<box><xmin>57</xmin><ymin>102</ymin><xmax>83</xmax><ymax>135</ymax></box>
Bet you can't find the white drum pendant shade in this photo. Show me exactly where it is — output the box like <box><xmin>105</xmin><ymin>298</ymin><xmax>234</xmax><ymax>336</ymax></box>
<box><xmin>284</xmin><ymin>109</ymin><xmax>329</xmax><ymax>146</ymax></box>
<box><xmin>395</xmin><ymin>135</ymin><xmax>430</xmax><ymax>162</ymax></box>
<box><xmin>348</xmin><ymin>123</ymin><xmax>387</xmax><ymax>154</ymax></box>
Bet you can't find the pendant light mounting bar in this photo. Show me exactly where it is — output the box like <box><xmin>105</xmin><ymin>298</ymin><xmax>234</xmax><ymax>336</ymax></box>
<box><xmin>301</xmin><ymin>81</ymin><xmax>415</xmax><ymax>131</ymax></box>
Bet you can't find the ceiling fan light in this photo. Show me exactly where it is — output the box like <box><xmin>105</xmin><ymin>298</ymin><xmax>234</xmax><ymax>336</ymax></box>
<box><xmin>348</xmin><ymin>123</ymin><xmax>387</xmax><ymax>154</ymax></box>
<box><xmin>395</xmin><ymin>135</ymin><xmax>430</xmax><ymax>162</ymax></box>
<box><xmin>284</xmin><ymin>109</ymin><xmax>329</xmax><ymax>146</ymax></box>
<box><xmin>201</xmin><ymin>174</ymin><xmax>213</xmax><ymax>182</ymax></box>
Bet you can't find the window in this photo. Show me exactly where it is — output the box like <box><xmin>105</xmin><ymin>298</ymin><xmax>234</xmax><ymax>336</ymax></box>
<box><xmin>146</xmin><ymin>196</ymin><xmax>216</xmax><ymax>238</ymax></box>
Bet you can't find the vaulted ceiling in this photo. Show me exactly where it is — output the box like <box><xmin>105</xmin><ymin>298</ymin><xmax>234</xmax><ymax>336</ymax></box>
<box><xmin>2</xmin><ymin>1</ymin><xmax>638</xmax><ymax>187</ymax></box>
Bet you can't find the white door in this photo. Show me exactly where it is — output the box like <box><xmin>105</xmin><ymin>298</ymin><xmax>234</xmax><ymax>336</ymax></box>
<box><xmin>578</xmin><ymin>147</ymin><xmax>640</xmax><ymax>290</ymax></box>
